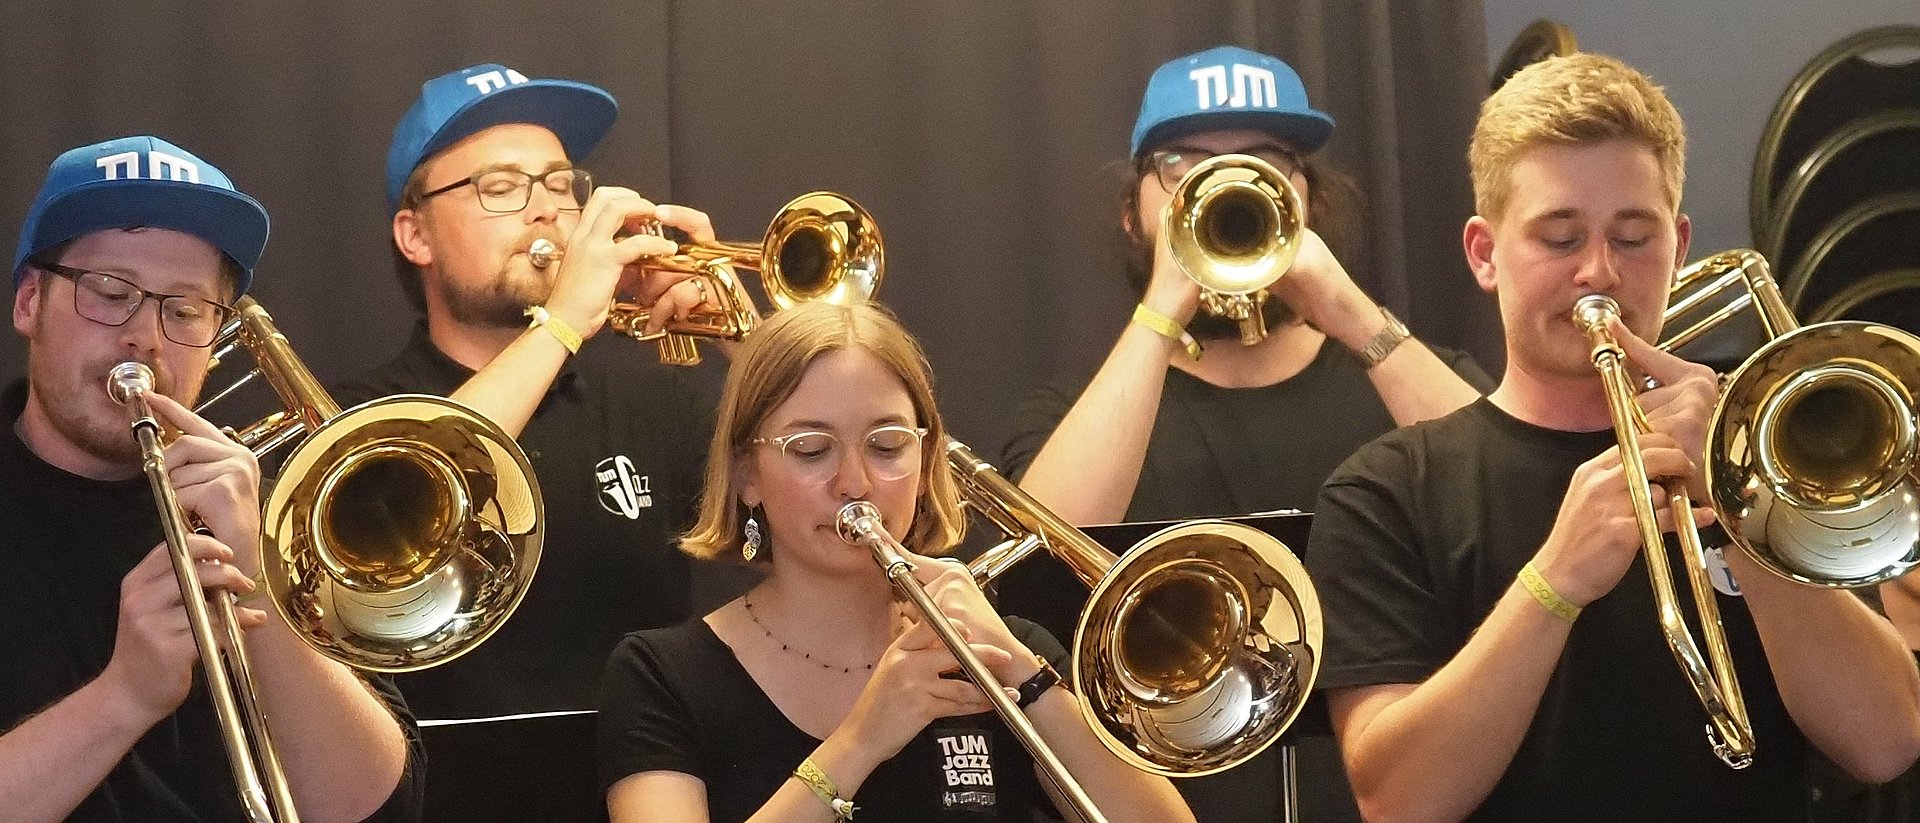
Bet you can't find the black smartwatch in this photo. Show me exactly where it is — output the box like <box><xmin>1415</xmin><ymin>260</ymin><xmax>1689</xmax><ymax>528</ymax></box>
<box><xmin>1015</xmin><ymin>657</ymin><xmax>1063</xmax><ymax>709</ymax></box>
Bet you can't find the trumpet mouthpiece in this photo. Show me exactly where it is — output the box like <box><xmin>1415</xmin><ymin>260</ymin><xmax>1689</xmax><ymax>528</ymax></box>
<box><xmin>106</xmin><ymin>361</ymin><xmax>155</xmax><ymax>405</ymax></box>
<box><xmin>528</xmin><ymin>239</ymin><xmax>561</xmax><ymax>270</ymax></box>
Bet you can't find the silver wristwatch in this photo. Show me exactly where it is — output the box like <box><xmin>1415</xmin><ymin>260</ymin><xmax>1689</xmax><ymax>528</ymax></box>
<box><xmin>1355</xmin><ymin>306</ymin><xmax>1411</xmax><ymax>369</ymax></box>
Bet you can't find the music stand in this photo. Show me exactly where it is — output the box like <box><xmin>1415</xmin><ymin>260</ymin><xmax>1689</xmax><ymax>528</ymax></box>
<box><xmin>419</xmin><ymin>710</ymin><xmax>605</xmax><ymax>823</ymax></box>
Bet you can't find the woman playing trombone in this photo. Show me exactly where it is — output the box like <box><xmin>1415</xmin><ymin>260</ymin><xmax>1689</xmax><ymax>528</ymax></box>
<box><xmin>598</xmin><ymin>302</ymin><xmax>1193</xmax><ymax>822</ymax></box>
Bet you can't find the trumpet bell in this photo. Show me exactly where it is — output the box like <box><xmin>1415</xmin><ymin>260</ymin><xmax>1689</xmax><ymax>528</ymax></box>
<box><xmin>1710</xmin><ymin>320</ymin><xmax>1920</xmax><ymax>586</ymax></box>
<box><xmin>1167</xmin><ymin>154</ymin><xmax>1304</xmax><ymax>297</ymax></box>
<box><xmin>1074</xmin><ymin>519</ymin><xmax>1321</xmax><ymax>777</ymax></box>
<box><xmin>761</xmin><ymin>191</ymin><xmax>884</xmax><ymax>311</ymax></box>
<box><xmin>262</xmin><ymin>395</ymin><xmax>544</xmax><ymax>673</ymax></box>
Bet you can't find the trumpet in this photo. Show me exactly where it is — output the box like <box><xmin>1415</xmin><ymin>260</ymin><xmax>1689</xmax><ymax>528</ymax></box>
<box><xmin>526</xmin><ymin>191</ymin><xmax>883</xmax><ymax>365</ymax></box>
<box><xmin>115</xmin><ymin>298</ymin><xmax>546</xmax><ymax>819</ymax></box>
<box><xmin>836</xmin><ymin>501</ymin><xmax>1113</xmax><ymax>823</ymax></box>
<box><xmin>948</xmin><ymin>439</ymin><xmax>1320</xmax><ymax>779</ymax></box>
<box><xmin>1163</xmin><ymin>154</ymin><xmax>1306</xmax><ymax>346</ymax></box>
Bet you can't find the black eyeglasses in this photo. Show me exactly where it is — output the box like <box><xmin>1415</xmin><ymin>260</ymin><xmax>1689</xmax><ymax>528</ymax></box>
<box><xmin>33</xmin><ymin>260</ymin><xmax>236</xmax><ymax>347</ymax></box>
<box><xmin>418</xmin><ymin>167</ymin><xmax>594</xmax><ymax>214</ymax></box>
<box><xmin>1141</xmin><ymin>145</ymin><xmax>1305</xmax><ymax>194</ymax></box>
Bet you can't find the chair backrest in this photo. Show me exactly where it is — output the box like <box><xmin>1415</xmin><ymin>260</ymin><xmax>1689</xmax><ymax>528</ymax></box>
<box><xmin>1807</xmin><ymin>267</ymin><xmax>1920</xmax><ymax>332</ymax></box>
<box><xmin>1760</xmin><ymin>108</ymin><xmax>1920</xmax><ymax>267</ymax></box>
<box><xmin>1781</xmin><ymin>191</ymin><xmax>1920</xmax><ymax>315</ymax></box>
<box><xmin>1750</xmin><ymin>25</ymin><xmax>1920</xmax><ymax>244</ymax></box>
<box><xmin>1490</xmin><ymin>19</ymin><xmax>1577</xmax><ymax>93</ymax></box>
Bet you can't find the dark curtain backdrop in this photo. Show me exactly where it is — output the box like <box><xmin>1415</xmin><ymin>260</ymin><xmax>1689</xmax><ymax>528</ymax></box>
<box><xmin>0</xmin><ymin>0</ymin><xmax>1497</xmax><ymax>456</ymax></box>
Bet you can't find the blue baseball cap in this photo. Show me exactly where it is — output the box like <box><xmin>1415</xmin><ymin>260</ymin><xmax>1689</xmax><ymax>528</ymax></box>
<box><xmin>386</xmin><ymin>63</ymin><xmax>617</xmax><ymax>210</ymax></box>
<box><xmin>1130</xmin><ymin>46</ymin><xmax>1335</xmax><ymax>157</ymax></box>
<box><xmin>12</xmin><ymin>136</ymin><xmax>270</xmax><ymax>293</ymax></box>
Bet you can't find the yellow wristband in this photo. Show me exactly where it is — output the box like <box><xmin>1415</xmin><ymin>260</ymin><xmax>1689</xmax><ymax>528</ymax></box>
<box><xmin>524</xmin><ymin>305</ymin><xmax>583</xmax><ymax>355</ymax></box>
<box><xmin>1519</xmin><ymin>561</ymin><xmax>1582</xmax><ymax>623</ymax></box>
<box><xmin>793</xmin><ymin>757</ymin><xmax>856</xmax><ymax>820</ymax></box>
<box><xmin>1132</xmin><ymin>304</ymin><xmax>1202</xmax><ymax>361</ymax></box>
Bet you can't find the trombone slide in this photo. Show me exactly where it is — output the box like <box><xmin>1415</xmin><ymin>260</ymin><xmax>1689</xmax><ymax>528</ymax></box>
<box><xmin>836</xmin><ymin>501</ymin><xmax>1112</xmax><ymax>823</ymax></box>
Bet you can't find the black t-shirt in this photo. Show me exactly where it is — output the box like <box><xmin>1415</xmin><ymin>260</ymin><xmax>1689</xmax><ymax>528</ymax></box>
<box><xmin>333</xmin><ymin>323</ymin><xmax>722</xmax><ymax>720</ymax></box>
<box><xmin>598</xmin><ymin>616</ymin><xmax>1067</xmax><ymax>823</ymax></box>
<box><xmin>0</xmin><ymin>381</ymin><xmax>424</xmax><ymax>822</ymax></box>
<box><xmin>1307</xmin><ymin>397</ymin><xmax>1811</xmax><ymax>822</ymax></box>
<box><xmin>1001</xmin><ymin>339</ymin><xmax>1494</xmax><ymax>521</ymax></box>
<box><xmin>998</xmin><ymin>337</ymin><xmax>1491</xmax><ymax>823</ymax></box>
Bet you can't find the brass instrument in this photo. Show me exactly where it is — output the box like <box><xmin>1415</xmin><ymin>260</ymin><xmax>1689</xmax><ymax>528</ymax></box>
<box><xmin>1576</xmin><ymin>250</ymin><xmax>1920</xmax><ymax>768</ymax></box>
<box><xmin>1666</xmin><ymin>250</ymin><xmax>1920</xmax><ymax>587</ymax></box>
<box><xmin>1164</xmin><ymin>154</ymin><xmax>1306</xmax><ymax>346</ymax></box>
<box><xmin>948</xmin><ymin>439</ymin><xmax>1321</xmax><ymax>779</ymax></box>
<box><xmin>836</xmin><ymin>501</ymin><xmax>1113</xmax><ymax>823</ymax></box>
<box><xmin>527</xmin><ymin>191</ymin><xmax>884</xmax><ymax>366</ymax></box>
<box><xmin>1574</xmin><ymin>295</ymin><xmax>1757</xmax><ymax>769</ymax></box>
<box><xmin>112</xmin><ymin>298</ymin><xmax>545</xmax><ymax>818</ymax></box>
<box><xmin>111</xmin><ymin>361</ymin><xmax>299</xmax><ymax>823</ymax></box>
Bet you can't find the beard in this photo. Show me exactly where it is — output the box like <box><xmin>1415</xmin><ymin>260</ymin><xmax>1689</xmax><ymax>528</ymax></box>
<box><xmin>28</xmin><ymin>349</ymin><xmax>186</xmax><ymax>467</ymax></box>
<box><xmin>442</xmin><ymin>260</ymin><xmax>554</xmax><ymax>329</ymax></box>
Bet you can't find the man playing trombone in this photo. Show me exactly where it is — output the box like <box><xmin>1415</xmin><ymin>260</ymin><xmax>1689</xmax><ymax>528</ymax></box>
<box><xmin>1000</xmin><ymin>45</ymin><xmax>1488</xmax><ymax>822</ymax></box>
<box><xmin>1306</xmin><ymin>53</ymin><xmax>1920</xmax><ymax>822</ymax></box>
<box><xmin>0</xmin><ymin>136</ymin><xmax>421</xmax><ymax>822</ymax></box>
<box><xmin>335</xmin><ymin>64</ymin><xmax>737</xmax><ymax>721</ymax></box>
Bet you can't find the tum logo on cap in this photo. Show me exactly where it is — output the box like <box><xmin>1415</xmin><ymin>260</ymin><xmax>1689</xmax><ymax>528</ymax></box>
<box><xmin>1188</xmin><ymin>64</ymin><xmax>1279</xmax><ymax>110</ymax></box>
<box><xmin>96</xmin><ymin>150</ymin><xmax>200</xmax><ymax>184</ymax></box>
<box><xmin>466</xmin><ymin>68</ymin><xmax>530</xmax><ymax>95</ymax></box>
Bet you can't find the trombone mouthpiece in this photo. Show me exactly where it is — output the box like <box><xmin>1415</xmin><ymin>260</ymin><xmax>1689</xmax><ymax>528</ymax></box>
<box><xmin>106</xmin><ymin>361</ymin><xmax>155</xmax><ymax>405</ymax></box>
<box><xmin>528</xmin><ymin>239</ymin><xmax>561</xmax><ymax>270</ymax></box>
<box><xmin>836</xmin><ymin>501</ymin><xmax>882</xmax><ymax>544</ymax></box>
<box><xmin>1572</xmin><ymin>294</ymin><xmax>1621</xmax><ymax>330</ymax></box>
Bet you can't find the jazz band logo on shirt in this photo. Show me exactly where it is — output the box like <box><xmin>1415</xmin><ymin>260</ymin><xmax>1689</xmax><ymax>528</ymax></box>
<box><xmin>595</xmin><ymin>455</ymin><xmax>653</xmax><ymax>520</ymax></box>
<box><xmin>466</xmin><ymin>68</ymin><xmax>530</xmax><ymax>95</ymax></box>
<box><xmin>1188</xmin><ymin>63</ymin><xmax>1279</xmax><ymax>110</ymax></box>
<box><xmin>937</xmin><ymin>730</ymin><xmax>997</xmax><ymax>812</ymax></box>
<box><xmin>95</xmin><ymin>150</ymin><xmax>201</xmax><ymax>183</ymax></box>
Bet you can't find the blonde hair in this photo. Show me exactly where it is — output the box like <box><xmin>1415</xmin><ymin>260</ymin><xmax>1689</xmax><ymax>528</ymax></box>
<box><xmin>679</xmin><ymin>302</ymin><xmax>965</xmax><ymax>562</ymax></box>
<box><xmin>1470</xmin><ymin>52</ymin><xmax>1686</xmax><ymax>223</ymax></box>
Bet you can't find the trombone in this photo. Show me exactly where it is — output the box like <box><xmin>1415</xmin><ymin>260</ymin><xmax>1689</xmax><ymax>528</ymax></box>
<box><xmin>527</xmin><ymin>191</ymin><xmax>884</xmax><ymax>366</ymax></box>
<box><xmin>1575</xmin><ymin>295</ymin><xmax>1756</xmax><ymax>769</ymax></box>
<box><xmin>948</xmin><ymin>439</ymin><xmax>1320</xmax><ymax>779</ymax></box>
<box><xmin>1163</xmin><ymin>154</ymin><xmax>1306</xmax><ymax>346</ymax></box>
<box><xmin>1575</xmin><ymin>248</ymin><xmax>1920</xmax><ymax>768</ymax></box>
<box><xmin>837</xmin><ymin>500</ymin><xmax>1113</xmax><ymax>823</ymax></box>
<box><xmin>111</xmin><ymin>361</ymin><xmax>297</xmax><ymax>823</ymax></box>
<box><xmin>112</xmin><ymin>297</ymin><xmax>545</xmax><ymax>820</ymax></box>
<box><xmin>1674</xmin><ymin>250</ymin><xmax>1920</xmax><ymax>587</ymax></box>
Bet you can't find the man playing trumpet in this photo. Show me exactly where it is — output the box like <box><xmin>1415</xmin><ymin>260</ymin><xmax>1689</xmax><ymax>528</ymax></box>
<box><xmin>338</xmin><ymin>63</ymin><xmax>740</xmax><ymax>722</ymax></box>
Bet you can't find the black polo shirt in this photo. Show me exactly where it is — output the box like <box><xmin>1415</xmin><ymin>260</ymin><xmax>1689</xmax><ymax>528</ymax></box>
<box><xmin>334</xmin><ymin>323</ymin><xmax>723</xmax><ymax>720</ymax></box>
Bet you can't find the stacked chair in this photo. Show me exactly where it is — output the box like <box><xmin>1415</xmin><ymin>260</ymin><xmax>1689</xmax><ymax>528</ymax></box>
<box><xmin>1749</xmin><ymin>25</ymin><xmax>1920</xmax><ymax>333</ymax></box>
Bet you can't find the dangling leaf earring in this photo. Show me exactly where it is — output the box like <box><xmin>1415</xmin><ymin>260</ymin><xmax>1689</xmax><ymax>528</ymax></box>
<box><xmin>742</xmin><ymin>506</ymin><xmax>764</xmax><ymax>561</ymax></box>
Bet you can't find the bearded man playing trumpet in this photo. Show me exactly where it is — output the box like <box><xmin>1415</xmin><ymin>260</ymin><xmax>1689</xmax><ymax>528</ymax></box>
<box><xmin>1000</xmin><ymin>45</ymin><xmax>1490</xmax><ymax>823</ymax></box>
<box><xmin>338</xmin><ymin>63</ymin><xmax>738</xmax><ymax>722</ymax></box>
<box><xmin>1305</xmin><ymin>52</ymin><xmax>1920</xmax><ymax>822</ymax></box>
